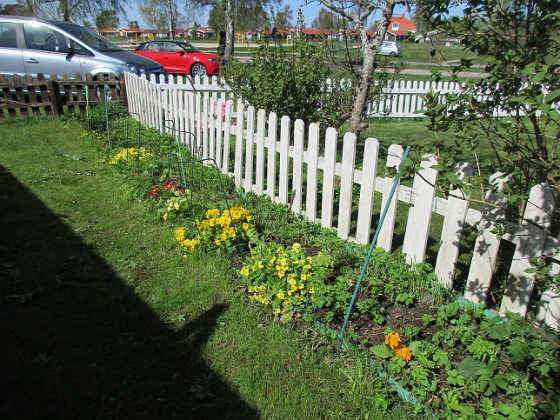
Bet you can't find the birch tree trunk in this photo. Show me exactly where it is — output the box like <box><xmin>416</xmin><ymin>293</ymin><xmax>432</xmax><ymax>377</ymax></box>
<box><xmin>319</xmin><ymin>0</ymin><xmax>397</xmax><ymax>138</ymax></box>
<box><xmin>224</xmin><ymin>0</ymin><xmax>235</xmax><ymax>61</ymax></box>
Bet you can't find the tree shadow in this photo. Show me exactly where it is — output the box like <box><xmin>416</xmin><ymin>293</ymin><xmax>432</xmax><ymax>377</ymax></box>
<box><xmin>0</xmin><ymin>166</ymin><xmax>259</xmax><ymax>419</ymax></box>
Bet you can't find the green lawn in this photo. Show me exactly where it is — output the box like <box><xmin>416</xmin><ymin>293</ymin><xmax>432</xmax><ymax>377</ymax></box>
<box><xmin>0</xmin><ymin>117</ymin><xmax>418</xmax><ymax>418</ymax></box>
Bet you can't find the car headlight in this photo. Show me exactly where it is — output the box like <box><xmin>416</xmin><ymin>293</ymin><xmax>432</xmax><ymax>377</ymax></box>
<box><xmin>207</xmin><ymin>58</ymin><xmax>219</xmax><ymax>63</ymax></box>
<box><xmin>126</xmin><ymin>64</ymin><xmax>147</xmax><ymax>75</ymax></box>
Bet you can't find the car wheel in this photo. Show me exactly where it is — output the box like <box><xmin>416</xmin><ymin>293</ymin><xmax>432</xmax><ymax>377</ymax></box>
<box><xmin>191</xmin><ymin>63</ymin><xmax>208</xmax><ymax>77</ymax></box>
<box><xmin>389</xmin><ymin>52</ymin><xmax>396</xmax><ymax>57</ymax></box>
<box><xmin>94</xmin><ymin>75</ymin><xmax>119</xmax><ymax>102</ymax></box>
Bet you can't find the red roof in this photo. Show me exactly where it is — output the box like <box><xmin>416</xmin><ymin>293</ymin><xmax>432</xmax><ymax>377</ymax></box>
<box><xmin>388</xmin><ymin>15</ymin><xmax>416</xmax><ymax>36</ymax></box>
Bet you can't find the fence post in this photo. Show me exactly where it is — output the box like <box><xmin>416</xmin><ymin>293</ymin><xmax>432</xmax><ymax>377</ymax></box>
<box><xmin>47</xmin><ymin>77</ymin><xmax>63</xmax><ymax>118</ymax></box>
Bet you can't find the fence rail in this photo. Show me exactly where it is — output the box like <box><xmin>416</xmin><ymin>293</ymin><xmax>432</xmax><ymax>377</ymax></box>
<box><xmin>126</xmin><ymin>73</ymin><xmax>560</xmax><ymax>330</ymax></box>
<box><xmin>0</xmin><ymin>73</ymin><xmax>125</xmax><ymax>118</ymax></box>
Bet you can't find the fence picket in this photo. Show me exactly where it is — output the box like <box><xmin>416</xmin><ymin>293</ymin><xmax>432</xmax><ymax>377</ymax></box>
<box><xmin>402</xmin><ymin>154</ymin><xmax>438</xmax><ymax>264</ymax></box>
<box><xmin>356</xmin><ymin>138</ymin><xmax>380</xmax><ymax>245</ymax></box>
<box><xmin>255</xmin><ymin>109</ymin><xmax>266</xmax><ymax>195</ymax></box>
<box><xmin>305</xmin><ymin>124</ymin><xmax>320</xmax><ymax>223</ymax></box>
<box><xmin>278</xmin><ymin>116</ymin><xmax>290</xmax><ymax>204</ymax></box>
<box><xmin>500</xmin><ymin>183</ymin><xmax>556</xmax><ymax>316</ymax></box>
<box><xmin>321</xmin><ymin>128</ymin><xmax>338</xmax><ymax>229</ymax></box>
<box><xmin>234</xmin><ymin>100</ymin><xmax>245</xmax><ymax>188</ymax></box>
<box><xmin>266</xmin><ymin>112</ymin><xmax>278</xmax><ymax>201</ymax></box>
<box><xmin>243</xmin><ymin>106</ymin><xmax>256</xmax><ymax>192</ymax></box>
<box><xmin>377</xmin><ymin>144</ymin><xmax>403</xmax><ymax>252</ymax></box>
<box><xmin>292</xmin><ymin>119</ymin><xmax>305</xmax><ymax>214</ymax></box>
<box><xmin>435</xmin><ymin>162</ymin><xmax>473</xmax><ymax>287</ymax></box>
<box><xmin>222</xmin><ymin>100</ymin><xmax>233</xmax><ymax>174</ymax></box>
<box><xmin>338</xmin><ymin>133</ymin><xmax>357</xmax><ymax>240</ymax></box>
<box><xmin>464</xmin><ymin>173</ymin><xmax>511</xmax><ymax>304</ymax></box>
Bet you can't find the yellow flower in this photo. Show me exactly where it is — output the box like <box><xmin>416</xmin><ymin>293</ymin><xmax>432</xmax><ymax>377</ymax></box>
<box><xmin>175</xmin><ymin>227</ymin><xmax>186</xmax><ymax>241</ymax></box>
<box><xmin>395</xmin><ymin>346</ymin><xmax>412</xmax><ymax>363</ymax></box>
<box><xmin>385</xmin><ymin>332</ymin><xmax>402</xmax><ymax>350</ymax></box>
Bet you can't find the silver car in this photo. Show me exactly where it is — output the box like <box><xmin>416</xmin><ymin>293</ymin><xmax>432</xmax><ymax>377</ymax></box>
<box><xmin>0</xmin><ymin>16</ymin><xmax>167</xmax><ymax>80</ymax></box>
<box><xmin>378</xmin><ymin>41</ymin><xmax>401</xmax><ymax>57</ymax></box>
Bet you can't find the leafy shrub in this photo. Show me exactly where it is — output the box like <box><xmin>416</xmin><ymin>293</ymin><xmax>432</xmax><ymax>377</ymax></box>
<box><xmin>221</xmin><ymin>28</ymin><xmax>349</xmax><ymax>127</ymax></box>
<box><xmin>240</xmin><ymin>242</ymin><xmax>334</xmax><ymax>322</ymax></box>
<box><xmin>175</xmin><ymin>206</ymin><xmax>255</xmax><ymax>256</ymax></box>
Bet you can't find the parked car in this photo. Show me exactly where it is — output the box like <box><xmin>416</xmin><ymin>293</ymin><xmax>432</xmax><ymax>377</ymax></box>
<box><xmin>378</xmin><ymin>41</ymin><xmax>401</xmax><ymax>57</ymax></box>
<box><xmin>134</xmin><ymin>41</ymin><xmax>222</xmax><ymax>77</ymax></box>
<box><xmin>0</xmin><ymin>16</ymin><xmax>167</xmax><ymax>81</ymax></box>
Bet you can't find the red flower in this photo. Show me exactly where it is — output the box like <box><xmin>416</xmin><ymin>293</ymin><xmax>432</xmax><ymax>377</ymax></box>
<box><xmin>132</xmin><ymin>171</ymin><xmax>139</xmax><ymax>177</ymax></box>
<box><xmin>149</xmin><ymin>186</ymin><xmax>161</xmax><ymax>200</ymax></box>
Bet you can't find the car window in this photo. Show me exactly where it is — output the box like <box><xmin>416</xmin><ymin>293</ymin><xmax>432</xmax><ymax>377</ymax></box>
<box><xmin>161</xmin><ymin>42</ymin><xmax>180</xmax><ymax>53</ymax></box>
<box><xmin>0</xmin><ymin>22</ymin><xmax>18</xmax><ymax>48</ymax></box>
<box><xmin>23</xmin><ymin>24</ymin><xmax>70</xmax><ymax>52</ymax></box>
<box><xmin>55</xmin><ymin>23</ymin><xmax>122</xmax><ymax>53</ymax></box>
<box><xmin>147</xmin><ymin>42</ymin><xmax>161</xmax><ymax>52</ymax></box>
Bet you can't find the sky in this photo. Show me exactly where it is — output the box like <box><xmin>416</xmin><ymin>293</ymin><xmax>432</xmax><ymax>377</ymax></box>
<box><xmin>2</xmin><ymin>0</ymin><xmax>411</xmax><ymax>28</ymax></box>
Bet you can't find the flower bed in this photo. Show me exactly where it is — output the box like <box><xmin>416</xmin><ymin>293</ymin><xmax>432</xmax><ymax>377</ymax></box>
<box><xmin>82</xmin><ymin>106</ymin><xmax>560</xmax><ymax>419</ymax></box>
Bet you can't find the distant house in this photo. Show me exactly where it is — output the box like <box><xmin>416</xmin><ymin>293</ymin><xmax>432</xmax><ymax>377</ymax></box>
<box><xmin>386</xmin><ymin>14</ymin><xmax>416</xmax><ymax>40</ymax></box>
<box><xmin>182</xmin><ymin>26</ymin><xmax>215</xmax><ymax>39</ymax></box>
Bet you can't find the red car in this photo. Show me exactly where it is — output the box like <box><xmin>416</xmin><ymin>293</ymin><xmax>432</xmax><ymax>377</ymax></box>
<box><xmin>134</xmin><ymin>41</ymin><xmax>221</xmax><ymax>76</ymax></box>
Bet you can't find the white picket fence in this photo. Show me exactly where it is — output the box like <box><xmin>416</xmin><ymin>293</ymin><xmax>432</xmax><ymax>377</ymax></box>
<box><xmin>149</xmin><ymin>74</ymin><xmax>473</xmax><ymax>118</ymax></box>
<box><xmin>125</xmin><ymin>73</ymin><xmax>560</xmax><ymax>329</ymax></box>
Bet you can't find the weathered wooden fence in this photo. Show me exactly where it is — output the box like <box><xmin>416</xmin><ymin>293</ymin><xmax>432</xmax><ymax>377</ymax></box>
<box><xmin>0</xmin><ymin>73</ymin><xmax>125</xmax><ymax>118</ymax></box>
<box><xmin>125</xmin><ymin>73</ymin><xmax>560</xmax><ymax>329</ymax></box>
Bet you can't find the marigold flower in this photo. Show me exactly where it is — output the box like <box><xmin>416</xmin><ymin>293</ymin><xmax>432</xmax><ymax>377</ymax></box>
<box><xmin>385</xmin><ymin>331</ymin><xmax>402</xmax><ymax>350</ymax></box>
<box><xmin>395</xmin><ymin>346</ymin><xmax>412</xmax><ymax>363</ymax></box>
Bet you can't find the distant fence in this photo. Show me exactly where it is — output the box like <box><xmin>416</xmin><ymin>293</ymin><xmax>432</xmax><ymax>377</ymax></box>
<box><xmin>0</xmin><ymin>73</ymin><xmax>125</xmax><ymax>119</ymax></box>
<box><xmin>145</xmin><ymin>74</ymin><xmax>509</xmax><ymax>118</ymax></box>
<box><xmin>125</xmin><ymin>73</ymin><xmax>560</xmax><ymax>330</ymax></box>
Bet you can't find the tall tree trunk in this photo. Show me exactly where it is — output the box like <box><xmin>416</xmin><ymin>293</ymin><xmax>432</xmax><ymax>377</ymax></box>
<box><xmin>347</xmin><ymin>1</ymin><xmax>396</xmax><ymax>137</ymax></box>
<box><xmin>224</xmin><ymin>0</ymin><xmax>234</xmax><ymax>61</ymax></box>
<box><xmin>167</xmin><ymin>0</ymin><xmax>174</xmax><ymax>39</ymax></box>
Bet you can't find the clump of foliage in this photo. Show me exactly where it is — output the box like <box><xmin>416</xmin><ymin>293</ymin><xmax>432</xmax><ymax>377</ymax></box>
<box><xmin>221</xmin><ymin>24</ymin><xmax>348</xmax><ymax>127</ymax></box>
<box><xmin>175</xmin><ymin>206</ymin><xmax>255</xmax><ymax>256</ymax></box>
<box><xmin>419</xmin><ymin>0</ymin><xmax>560</xmax><ymax>217</ymax></box>
<box><xmin>240</xmin><ymin>242</ymin><xmax>334</xmax><ymax>322</ymax></box>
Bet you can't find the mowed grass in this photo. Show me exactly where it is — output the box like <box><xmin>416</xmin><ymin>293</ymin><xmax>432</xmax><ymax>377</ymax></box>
<box><xmin>0</xmin><ymin>117</ymin><xmax>419</xmax><ymax>419</ymax></box>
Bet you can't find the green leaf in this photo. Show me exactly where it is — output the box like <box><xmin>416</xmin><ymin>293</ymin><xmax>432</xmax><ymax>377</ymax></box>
<box><xmin>458</xmin><ymin>356</ymin><xmax>486</xmax><ymax>380</ymax></box>
<box><xmin>487</xmin><ymin>322</ymin><xmax>511</xmax><ymax>341</ymax></box>
<box><xmin>370</xmin><ymin>344</ymin><xmax>393</xmax><ymax>359</ymax></box>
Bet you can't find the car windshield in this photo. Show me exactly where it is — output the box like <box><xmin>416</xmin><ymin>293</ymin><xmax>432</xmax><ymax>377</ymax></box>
<box><xmin>55</xmin><ymin>23</ymin><xmax>122</xmax><ymax>53</ymax></box>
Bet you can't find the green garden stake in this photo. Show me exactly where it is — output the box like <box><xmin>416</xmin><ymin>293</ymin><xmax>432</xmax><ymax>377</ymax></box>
<box><xmin>339</xmin><ymin>146</ymin><xmax>411</xmax><ymax>345</ymax></box>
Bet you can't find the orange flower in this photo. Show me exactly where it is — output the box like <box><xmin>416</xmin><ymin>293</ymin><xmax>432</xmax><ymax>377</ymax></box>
<box><xmin>395</xmin><ymin>346</ymin><xmax>412</xmax><ymax>363</ymax></box>
<box><xmin>385</xmin><ymin>331</ymin><xmax>402</xmax><ymax>350</ymax></box>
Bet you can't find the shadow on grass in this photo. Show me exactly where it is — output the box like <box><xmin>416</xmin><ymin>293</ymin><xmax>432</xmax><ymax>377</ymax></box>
<box><xmin>0</xmin><ymin>165</ymin><xmax>259</xmax><ymax>419</ymax></box>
